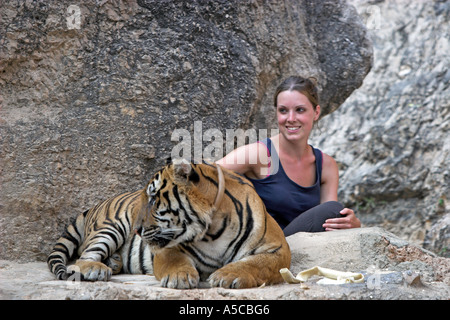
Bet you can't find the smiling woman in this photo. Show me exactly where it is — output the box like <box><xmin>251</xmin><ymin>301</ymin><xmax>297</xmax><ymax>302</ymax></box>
<box><xmin>217</xmin><ymin>76</ymin><xmax>361</xmax><ymax>236</ymax></box>
<box><xmin>276</xmin><ymin>89</ymin><xmax>320</xmax><ymax>146</ymax></box>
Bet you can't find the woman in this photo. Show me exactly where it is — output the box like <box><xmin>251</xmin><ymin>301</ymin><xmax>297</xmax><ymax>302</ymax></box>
<box><xmin>217</xmin><ymin>76</ymin><xmax>360</xmax><ymax>236</ymax></box>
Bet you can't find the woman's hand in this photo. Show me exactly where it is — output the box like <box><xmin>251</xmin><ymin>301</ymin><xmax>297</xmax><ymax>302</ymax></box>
<box><xmin>322</xmin><ymin>208</ymin><xmax>361</xmax><ymax>231</ymax></box>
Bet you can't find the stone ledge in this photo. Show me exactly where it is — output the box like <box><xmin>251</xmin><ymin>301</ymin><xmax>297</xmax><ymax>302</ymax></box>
<box><xmin>1</xmin><ymin>228</ymin><xmax>448</xmax><ymax>300</ymax></box>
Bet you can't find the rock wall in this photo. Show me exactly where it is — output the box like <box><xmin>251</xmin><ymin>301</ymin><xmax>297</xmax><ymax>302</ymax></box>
<box><xmin>0</xmin><ymin>1</ymin><xmax>372</xmax><ymax>261</ymax></box>
<box><xmin>310</xmin><ymin>0</ymin><xmax>449</xmax><ymax>256</ymax></box>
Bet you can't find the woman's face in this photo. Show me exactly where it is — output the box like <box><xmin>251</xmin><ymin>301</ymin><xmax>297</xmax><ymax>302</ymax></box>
<box><xmin>276</xmin><ymin>90</ymin><xmax>320</xmax><ymax>143</ymax></box>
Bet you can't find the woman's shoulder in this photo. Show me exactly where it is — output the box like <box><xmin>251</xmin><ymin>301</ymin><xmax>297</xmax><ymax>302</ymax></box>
<box><xmin>217</xmin><ymin>141</ymin><xmax>270</xmax><ymax>178</ymax></box>
<box><xmin>321</xmin><ymin>152</ymin><xmax>337</xmax><ymax>167</ymax></box>
<box><xmin>320</xmin><ymin>151</ymin><xmax>338</xmax><ymax>183</ymax></box>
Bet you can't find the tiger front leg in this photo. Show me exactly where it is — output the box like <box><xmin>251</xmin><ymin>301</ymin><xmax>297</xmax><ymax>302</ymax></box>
<box><xmin>153</xmin><ymin>247</ymin><xmax>200</xmax><ymax>289</ymax></box>
<box><xmin>208</xmin><ymin>263</ymin><xmax>258</xmax><ymax>288</ymax></box>
<box><xmin>68</xmin><ymin>259</ymin><xmax>112</xmax><ymax>281</ymax></box>
<box><xmin>208</xmin><ymin>252</ymin><xmax>289</xmax><ymax>289</ymax></box>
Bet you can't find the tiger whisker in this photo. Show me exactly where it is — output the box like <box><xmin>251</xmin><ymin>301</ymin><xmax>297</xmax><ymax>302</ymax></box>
<box><xmin>161</xmin><ymin>227</ymin><xmax>184</xmax><ymax>234</ymax></box>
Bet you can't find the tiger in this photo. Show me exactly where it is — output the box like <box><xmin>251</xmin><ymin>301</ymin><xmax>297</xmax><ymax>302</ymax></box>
<box><xmin>47</xmin><ymin>159</ymin><xmax>291</xmax><ymax>289</ymax></box>
<box><xmin>137</xmin><ymin>159</ymin><xmax>291</xmax><ymax>288</ymax></box>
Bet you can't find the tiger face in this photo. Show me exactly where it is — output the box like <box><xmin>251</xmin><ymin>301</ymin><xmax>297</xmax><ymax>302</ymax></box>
<box><xmin>136</xmin><ymin>159</ymin><xmax>214</xmax><ymax>249</ymax></box>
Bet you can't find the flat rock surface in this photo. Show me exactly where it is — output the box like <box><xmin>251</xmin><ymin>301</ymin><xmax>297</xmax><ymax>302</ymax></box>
<box><xmin>1</xmin><ymin>228</ymin><xmax>448</xmax><ymax>300</ymax></box>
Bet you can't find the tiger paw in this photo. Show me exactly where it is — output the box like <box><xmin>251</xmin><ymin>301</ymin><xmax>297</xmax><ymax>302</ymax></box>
<box><xmin>160</xmin><ymin>268</ymin><xmax>200</xmax><ymax>289</ymax></box>
<box><xmin>103</xmin><ymin>253</ymin><xmax>123</xmax><ymax>274</ymax></box>
<box><xmin>70</xmin><ymin>260</ymin><xmax>112</xmax><ymax>281</ymax></box>
<box><xmin>208</xmin><ymin>268</ymin><xmax>258</xmax><ymax>289</ymax></box>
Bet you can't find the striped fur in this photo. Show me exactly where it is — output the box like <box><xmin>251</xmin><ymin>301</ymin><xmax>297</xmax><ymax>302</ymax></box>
<box><xmin>136</xmin><ymin>160</ymin><xmax>291</xmax><ymax>289</ymax></box>
<box><xmin>47</xmin><ymin>189</ymin><xmax>153</xmax><ymax>281</ymax></box>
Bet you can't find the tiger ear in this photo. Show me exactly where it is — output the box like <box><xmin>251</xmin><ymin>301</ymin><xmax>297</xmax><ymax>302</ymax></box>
<box><xmin>173</xmin><ymin>158</ymin><xmax>191</xmax><ymax>176</ymax></box>
<box><xmin>172</xmin><ymin>159</ymin><xmax>199</xmax><ymax>184</ymax></box>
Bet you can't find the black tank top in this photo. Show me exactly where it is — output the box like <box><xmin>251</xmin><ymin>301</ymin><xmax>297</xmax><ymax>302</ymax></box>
<box><xmin>246</xmin><ymin>138</ymin><xmax>323</xmax><ymax>229</ymax></box>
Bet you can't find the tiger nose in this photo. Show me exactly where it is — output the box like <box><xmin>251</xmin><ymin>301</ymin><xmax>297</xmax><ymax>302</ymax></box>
<box><xmin>134</xmin><ymin>227</ymin><xmax>142</xmax><ymax>236</ymax></box>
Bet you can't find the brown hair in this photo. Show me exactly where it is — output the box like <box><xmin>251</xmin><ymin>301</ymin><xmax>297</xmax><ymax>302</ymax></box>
<box><xmin>273</xmin><ymin>76</ymin><xmax>320</xmax><ymax>109</ymax></box>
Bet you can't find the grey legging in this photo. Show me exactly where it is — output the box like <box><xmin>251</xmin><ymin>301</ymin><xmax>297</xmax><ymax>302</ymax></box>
<box><xmin>283</xmin><ymin>201</ymin><xmax>344</xmax><ymax>236</ymax></box>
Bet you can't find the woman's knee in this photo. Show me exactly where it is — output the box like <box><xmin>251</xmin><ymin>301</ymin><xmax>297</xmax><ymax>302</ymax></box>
<box><xmin>321</xmin><ymin>201</ymin><xmax>344</xmax><ymax>216</ymax></box>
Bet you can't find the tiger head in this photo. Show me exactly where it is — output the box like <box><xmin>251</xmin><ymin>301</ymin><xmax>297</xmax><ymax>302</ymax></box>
<box><xmin>136</xmin><ymin>159</ymin><xmax>224</xmax><ymax>249</ymax></box>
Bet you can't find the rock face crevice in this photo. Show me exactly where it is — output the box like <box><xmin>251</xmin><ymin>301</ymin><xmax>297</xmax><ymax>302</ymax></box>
<box><xmin>0</xmin><ymin>0</ymin><xmax>372</xmax><ymax>262</ymax></box>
